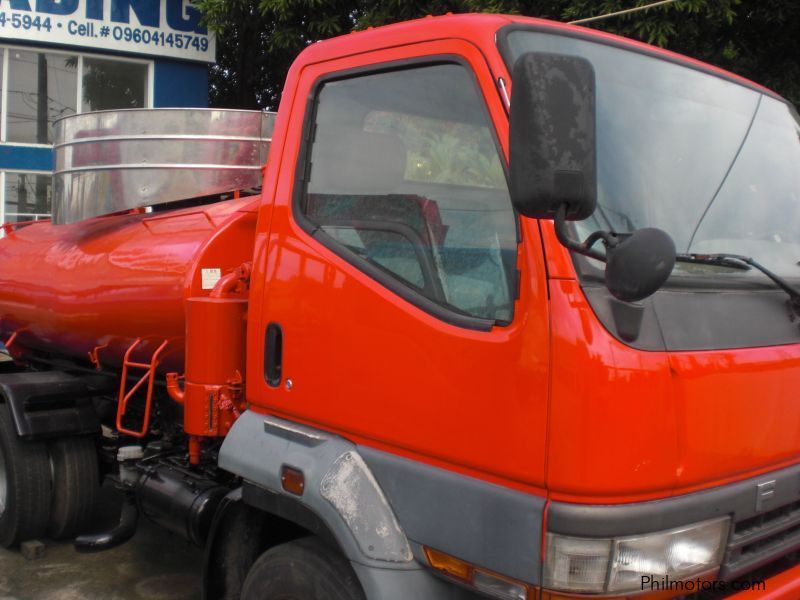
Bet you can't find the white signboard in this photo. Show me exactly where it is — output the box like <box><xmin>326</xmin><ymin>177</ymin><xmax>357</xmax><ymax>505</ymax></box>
<box><xmin>0</xmin><ymin>0</ymin><xmax>215</xmax><ymax>63</ymax></box>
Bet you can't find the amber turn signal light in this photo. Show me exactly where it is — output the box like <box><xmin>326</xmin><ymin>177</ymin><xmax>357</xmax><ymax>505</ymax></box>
<box><xmin>424</xmin><ymin>546</ymin><xmax>537</xmax><ymax>600</ymax></box>
<box><xmin>280</xmin><ymin>465</ymin><xmax>305</xmax><ymax>496</ymax></box>
<box><xmin>425</xmin><ymin>547</ymin><xmax>472</xmax><ymax>580</ymax></box>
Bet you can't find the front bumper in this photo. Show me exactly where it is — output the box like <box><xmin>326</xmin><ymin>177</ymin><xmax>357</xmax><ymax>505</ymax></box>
<box><xmin>351</xmin><ymin>561</ymin><xmax>485</xmax><ymax>600</ymax></box>
<box><xmin>549</xmin><ymin>462</ymin><xmax>800</xmax><ymax>590</ymax></box>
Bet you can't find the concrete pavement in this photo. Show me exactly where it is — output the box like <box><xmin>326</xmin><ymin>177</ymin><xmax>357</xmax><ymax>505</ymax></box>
<box><xmin>0</xmin><ymin>488</ymin><xmax>203</xmax><ymax>600</ymax></box>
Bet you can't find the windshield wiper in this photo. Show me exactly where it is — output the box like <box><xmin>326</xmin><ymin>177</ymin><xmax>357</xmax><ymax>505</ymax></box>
<box><xmin>676</xmin><ymin>252</ymin><xmax>800</xmax><ymax>319</ymax></box>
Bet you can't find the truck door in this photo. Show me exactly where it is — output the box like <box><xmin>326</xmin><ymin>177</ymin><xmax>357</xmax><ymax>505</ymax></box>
<box><xmin>249</xmin><ymin>39</ymin><xmax>551</xmax><ymax>487</ymax></box>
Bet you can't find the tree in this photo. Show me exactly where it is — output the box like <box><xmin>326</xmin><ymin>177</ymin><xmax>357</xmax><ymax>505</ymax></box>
<box><xmin>195</xmin><ymin>0</ymin><xmax>800</xmax><ymax>109</ymax></box>
<box><xmin>561</xmin><ymin>0</ymin><xmax>800</xmax><ymax>106</ymax></box>
<box><xmin>197</xmin><ymin>0</ymin><xmax>360</xmax><ymax>109</ymax></box>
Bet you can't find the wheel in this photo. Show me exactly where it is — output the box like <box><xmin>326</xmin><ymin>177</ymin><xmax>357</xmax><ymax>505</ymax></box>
<box><xmin>241</xmin><ymin>537</ymin><xmax>365</xmax><ymax>600</ymax></box>
<box><xmin>0</xmin><ymin>402</ymin><xmax>52</xmax><ymax>547</ymax></box>
<box><xmin>47</xmin><ymin>436</ymin><xmax>99</xmax><ymax>539</ymax></box>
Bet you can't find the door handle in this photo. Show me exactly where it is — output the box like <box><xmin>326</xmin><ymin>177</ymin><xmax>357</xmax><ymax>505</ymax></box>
<box><xmin>264</xmin><ymin>323</ymin><xmax>283</xmax><ymax>387</ymax></box>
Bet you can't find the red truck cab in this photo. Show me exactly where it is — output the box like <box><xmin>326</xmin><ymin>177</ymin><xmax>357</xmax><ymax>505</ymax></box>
<box><xmin>235</xmin><ymin>13</ymin><xmax>800</xmax><ymax>598</ymax></box>
<box><xmin>1</xmin><ymin>12</ymin><xmax>800</xmax><ymax>600</ymax></box>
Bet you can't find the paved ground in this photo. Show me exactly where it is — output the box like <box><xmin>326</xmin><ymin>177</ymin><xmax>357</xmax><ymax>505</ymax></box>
<box><xmin>0</xmin><ymin>487</ymin><xmax>203</xmax><ymax>600</ymax></box>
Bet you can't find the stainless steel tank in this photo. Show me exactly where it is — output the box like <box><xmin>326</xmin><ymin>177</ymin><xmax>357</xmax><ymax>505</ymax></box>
<box><xmin>53</xmin><ymin>108</ymin><xmax>276</xmax><ymax>224</ymax></box>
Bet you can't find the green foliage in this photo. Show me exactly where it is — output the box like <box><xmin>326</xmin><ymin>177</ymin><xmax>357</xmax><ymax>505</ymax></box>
<box><xmin>365</xmin><ymin>110</ymin><xmax>506</xmax><ymax>188</ymax></box>
<box><xmin>562</xmin><ymin>1</ymin><xmax>738</xmax><ymax>47</ymax></box>
<box><xmin>410</xmin><ymin>129</ymin><xmax>506</xmax><ymax>189</ymax></box>
<box><xmin>195</xmin><ymin>0</ymin><xmax>358</xmax><ymax>108</ymax></box>
<box><xmin>194</xmin><ymin>0</ymin><xmax>800</xmax><ymax>109</ymax></box>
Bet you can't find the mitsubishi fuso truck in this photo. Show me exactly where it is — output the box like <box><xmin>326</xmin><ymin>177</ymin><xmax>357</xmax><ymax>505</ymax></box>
<box><xmin>1</xmin><ymin>12</ymin><xmax>799</xmax><ymax>600</ymax></box>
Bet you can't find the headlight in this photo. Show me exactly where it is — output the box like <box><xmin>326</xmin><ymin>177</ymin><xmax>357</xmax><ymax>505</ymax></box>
<box><xmin>544</xmin><ymin>517</ymin><xmax>730</xmax><ymax>595</ymax></box>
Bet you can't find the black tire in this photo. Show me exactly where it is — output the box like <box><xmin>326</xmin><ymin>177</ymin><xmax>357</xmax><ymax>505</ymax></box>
<box><xmin>47</xmin><ymin>436</ymin><xmax>99</xmax><ymax>540</ymax></box>
<box><xmin>0</xmin><ymin>403</ymin><xmax>52</xmax><ymax>547</ymax></box>
<box><xmin>241</xmin><ymin>537</ymin><xmax>365</xmax><ymax>600</ymax></box>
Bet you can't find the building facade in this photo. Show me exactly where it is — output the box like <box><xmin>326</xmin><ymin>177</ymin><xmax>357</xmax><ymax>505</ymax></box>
<box><xmin>0</xmin><ymin>0</ymin><xmax>214</xmax><ymax>226</ymax></box>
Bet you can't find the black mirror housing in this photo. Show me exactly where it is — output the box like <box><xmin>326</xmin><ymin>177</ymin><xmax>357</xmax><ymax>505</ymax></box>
<box><xmin>509</xmin><ymin>52</ymin><xmax>597</xmax><ymax>221</ymax></box>
<box><xmin>605</xmin><ymin>228</ymin><xmax>677</xmax><ymax>303</ymax></box>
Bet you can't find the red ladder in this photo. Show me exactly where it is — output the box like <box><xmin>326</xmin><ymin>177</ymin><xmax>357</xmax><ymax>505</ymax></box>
<box><xmin>116</xmin><ymin>338</ymin><xmax>170</xmax><ymax>438</ymax></box>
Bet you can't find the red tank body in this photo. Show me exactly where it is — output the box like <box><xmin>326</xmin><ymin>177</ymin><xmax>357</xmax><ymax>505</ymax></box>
<box><xmin>0</xmin><ymin>197</ymin><xmax>259</xmax><ymax>373</ymax></box>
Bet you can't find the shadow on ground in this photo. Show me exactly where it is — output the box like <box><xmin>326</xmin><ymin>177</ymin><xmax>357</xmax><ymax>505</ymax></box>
<box><xmin>0</xmin><ymin>486</ymin><xmax>203</xmax><ymax>600</ymax></box>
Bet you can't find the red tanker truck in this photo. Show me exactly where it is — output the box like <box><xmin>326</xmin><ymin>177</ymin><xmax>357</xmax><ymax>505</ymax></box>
<box><xmin>1</xmin><ymin>12</ymin><xmax>800</xmax><ymax>600</ymax></box>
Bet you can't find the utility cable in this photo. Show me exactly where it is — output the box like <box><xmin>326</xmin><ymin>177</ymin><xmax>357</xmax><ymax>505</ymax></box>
<box><xmin>569</xmin><ymin>0</ymin><xmax>679</xmax><ymax>25</ymax></box>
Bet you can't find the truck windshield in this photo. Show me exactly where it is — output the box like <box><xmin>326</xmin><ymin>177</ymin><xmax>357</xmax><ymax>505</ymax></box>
<box><xmin>503</xmin><ymin>30</ymin><xmax>800</xmax><ymax>282</ymax></box>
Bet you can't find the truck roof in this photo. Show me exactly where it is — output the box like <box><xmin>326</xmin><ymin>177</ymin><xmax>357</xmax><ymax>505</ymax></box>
<box><xmin>297</xmin><ymin>12</ymin><xmax>779</xmax><ymax>101</ymax></box>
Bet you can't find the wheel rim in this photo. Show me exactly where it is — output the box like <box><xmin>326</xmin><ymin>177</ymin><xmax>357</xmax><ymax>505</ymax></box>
<box><xmin>0</xmin><ymin>441</ymin><xmax>7</xmax><ymax>517</ymax></box>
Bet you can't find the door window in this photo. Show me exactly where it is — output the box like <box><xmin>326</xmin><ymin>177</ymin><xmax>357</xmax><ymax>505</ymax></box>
<box><xmin>301</xmin><ymin>63</ymin><xmax>517</xmax><ymax>324</ymax></box>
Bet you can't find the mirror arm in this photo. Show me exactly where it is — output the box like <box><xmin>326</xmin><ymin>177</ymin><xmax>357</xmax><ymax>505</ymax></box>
<box><xmin>554</xmin><ymin>203</ymin><xmax>612</xmax><ymax>262</ymax></box>
<box><xmin>552</xmin><ymin>203</ymin><xmax>676</xmax><ymax>303</ymax></box>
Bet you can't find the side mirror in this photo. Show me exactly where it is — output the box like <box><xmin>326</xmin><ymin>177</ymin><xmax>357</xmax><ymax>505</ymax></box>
<box><xmin>509</xmin><ymin>52</ymin><xmax>596</xmax><ymax>221</ymax></box>
<box><xmin>510</xmin><ymin>52</ymin><xmax>676</xmax><ymax>303</ymax></box>
<box><xmin>605</xmin><ymin>228</ymin><xmax>676</xmax><ymax>303</ymax></box>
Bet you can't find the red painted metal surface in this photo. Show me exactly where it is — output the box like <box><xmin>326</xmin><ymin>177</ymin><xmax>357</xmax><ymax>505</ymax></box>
<box><xmin>1</xmin><ymin>219</ymin><xmax>50</xmax><ymax>236</ymax></box>
<box><xmin>246</xmin><ymin>37</ymin><xmax>551</xmax><ymax>492</ymax></box>
<box><xmin>243</xmin><ymin>13</ymin><xmax>799</xmax><ymax>507</ymax></box>
<box><xmin>545</xmin><ymin>278</ymin><xmax>800</xmax><ymax>503</ymax></box>
<box><xmin>0</xmin><ymin>197</ymin><xmax>259</xmax><ymax>373</ymax></box>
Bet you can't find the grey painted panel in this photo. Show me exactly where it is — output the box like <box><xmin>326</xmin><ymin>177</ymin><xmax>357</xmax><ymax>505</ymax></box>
<box><xmin>548</xmin><ymin>461</ymin><xmax>800</xmax><ymax>537</ymax></box>
<box><xmin>218</xmin><ymin>411</ymin><xmax>413</xmax><ymax>567</ymax></box>
<box><xmin>360</xmin><ymin>447</ymin><xmax>545</xmax><ymax>585</ymax></box>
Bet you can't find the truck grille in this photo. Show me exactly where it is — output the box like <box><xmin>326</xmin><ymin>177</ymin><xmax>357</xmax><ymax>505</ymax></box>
<box><xmin>721</xmin><ymin>499</ymin><xmax>800</xmax><ymax>580</ymax></box>
<box><xmin>688</xmin><ymin>553</ymin><xmax>799</xmax><ymax>600</ymax></box>
<box><xmin>687</xmin><ymin>500</ymin><xmax>800</xmax><ymax>599</ymax></box>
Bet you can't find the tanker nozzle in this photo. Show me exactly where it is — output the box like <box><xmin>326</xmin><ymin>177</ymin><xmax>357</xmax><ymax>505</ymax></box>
<box><xmin>166</xmin><ymin>372</ymin><xmax>185</xmax><ymax>404</ymax></box>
